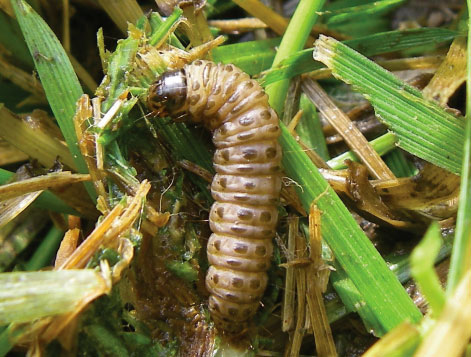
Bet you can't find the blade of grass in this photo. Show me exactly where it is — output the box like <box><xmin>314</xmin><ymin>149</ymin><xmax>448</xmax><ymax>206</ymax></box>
<box><xmin>280</xmin><ymin>123</ymin><xmax>422</xmax><ymax>334</ymax></box>
<box><xmin>265</xmin><ymin>0</ymin><xmax>326</xmax><ymax>115</ymax></box>
<box><xmin>447</xmin><ymin>6</ymin><xmax>471</xmax><ymax>293</ymax></box>
<box><xmin>261</xmin><ymin>28</ymin><xmax>457</xmax><ymax>86</ymax></box>
<box><xmin>211</xmin><ymin>37</ymin><xmax>280</xmax><ymax>75</ymax></box>
<box><xmin>0</xmin><ymin>168</ymin><xmax>80</xmax><ymax>216</ymax></box>
<box><xmin>313</xmin><ymin>35</ymin><xmax>465</xmax><ymax>175</ymax></box>
<box><xmin>24</xmin><ymin>225</ymin><xmax>64</xmax><ymax>271</ymax></box>
<box><xmin>410</xmin><ymin>222</ymin><xmax>446</xmax><ymax>317</ymax></box>
<box><xmin>323</xmin><ymin>0</ymin><xmax>405</xmax><ymax>26</ymax></box>
<box><xmin>11</xmin><ymin>0</ymin><xmax>95</xmax><ymax>199</ymax></box>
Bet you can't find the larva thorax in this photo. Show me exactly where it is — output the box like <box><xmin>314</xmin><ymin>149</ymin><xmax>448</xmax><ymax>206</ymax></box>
<box><xmin>148</xmin><ymin>60</ymin><xmax>282</xmax><ymax>332</ymax></box>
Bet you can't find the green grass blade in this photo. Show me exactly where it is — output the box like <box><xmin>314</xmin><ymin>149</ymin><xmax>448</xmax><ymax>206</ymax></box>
<box><xmin>0</xmin><ymin>11</ymin><xmax>33</xmax><ymax>68</ymax></box>
<box><xmin>11</xmin><ymin>0</ymin><xmax>95</xmax><ymax>199</ymax></box>
<box><xmin>262</xmin><ymin>28</ymin><xmax>457</xmax><ymax>86</ymax></box>
<box><xmin>384</xmin><ymin>149</ymin><xmax>418</xmax><ymax>177</ymax></box>
<box><xmin>447</xmin><ymin>7</ymin><xmax>471</xmax><ymax>293</ymax></box>
<box><xmin>0</xmin><ymin>270</ymin><xmax>108</xmax><ymax>324</ymax></box>
<box><xmin>149</xmin><ymin>7</ymin><xmax>183</xmax><ymax>46</ymax></box>
<box><xmin>410</xmin><ymin>222</ymin><xmax>446</xmax><ymax>317</ymax></box>
<box><xmin>24</xmin><ymin>226</ymin><xmax>64</xmax><ymax>271</ymax></box>
<box><xmin>265</xmin><ymin>0</ymin><xmax>326</xmax><ymax>115</ymax></box>
<box><xmin>314</xmin><ymin>35</ymin><xmax>465</xmax><ymax>175</ymax></box>
<box><xmin>323</xmin><ymin>0</ymin><xmax>405</xmax><ymax>26</ymax></box>
<box><xmin>280</xmin><ymin>123</ymin><xmax>422</xmax><ymax>334</ymax></box>
<box><xmin>212</xmin><ymin>37</ymin><xmax>280</xmax><ymax>75</ymax></box>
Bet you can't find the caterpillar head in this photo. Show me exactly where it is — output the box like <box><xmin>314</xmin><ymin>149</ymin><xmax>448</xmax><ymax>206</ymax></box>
<box><xmin>147</xmin><ymin>69</ymin><xmax>187</xmax><ymax>119</ymax></box>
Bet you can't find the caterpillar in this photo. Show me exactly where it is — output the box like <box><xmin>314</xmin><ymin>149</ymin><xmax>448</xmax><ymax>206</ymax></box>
<box><xmin>147</xmin><ymin>60</ymin><xmax>282</xmax><ymax>332</ymax></box>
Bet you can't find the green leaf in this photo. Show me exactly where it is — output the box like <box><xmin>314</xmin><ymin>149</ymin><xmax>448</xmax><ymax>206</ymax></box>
<box><xmin>280</xmin><ymin>123</ymin><xmax>422</xmax><ymax>334</ymax></box>
<box><xmin>11</xmin><ymin>0</ymin><xmax>95</xmax><ymax>199</ymax></box>
<box><xmin>261</xmin><ymin>28</ymin><xmax>458</xmax><ymax>86</ymax></box>
<box><xmin>410</xmin><ymin>222</ymin><xmax>446</xmax><ymax>317</ymax></box>
<box><xmin>314</xmin><ymin>35</ymin><xmax>465</xmax><ymax>175</ymax></box>
<box><xmin>447</xmin><ymin>8</ymin><xmax>471</xmax><ymax>292</ymax></box>
<box><xmin>0</xmin><ymin>270</ymin><xmax>109</xmax><ymax>324</ymax></box>
<box><xmin>212</xmin><ymin>37</ymin><xmax>280</xmax><ymax>75</ymax></box>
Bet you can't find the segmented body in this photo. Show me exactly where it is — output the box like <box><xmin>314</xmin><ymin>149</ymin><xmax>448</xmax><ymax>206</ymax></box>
<box><xmin>147</xmin><ymin>60</ymin><xmax>282</xmax><ymax>332</ymax></box>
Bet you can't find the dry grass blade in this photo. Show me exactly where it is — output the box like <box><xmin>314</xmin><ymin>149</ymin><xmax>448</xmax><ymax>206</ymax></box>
<box><xmin>58</xmin><ymin>180</ymin><xmax>150</xmax><ymax>270</ymax></box>
<box><xmin>302</xmin><ymin>78</ymin><xmax>396</xmax><ymax>181</ymax></box>
<box><xmin>363</xmin><ymin>322</ymin><xmax>420</xmax><ymax>357</ymax></box>
<box><xmin>73</xmin><ymin>95</ymin><xmax>106</xmax><ymax>199</ymax></box>
<box><xmin>0</xmin><ymin>192</ymin><xmax>42</xmax><ymax>228</ymax></box>
<box><xmin>0</xmin><ymin>172</ymin><xmax>90</xmax><ymax>201</ymax></box>
<box><xmin>0</xmin><ymin>139</ymin><xmax>28</xmax><ymax>166</ymax></box>
<box><xmin>208</xmin><ymin>18</ymin><xmax>267</xmax><ymax>33</ymax></box>
<box><xmin>232</xmin><ymin>0</ymin><xmax>314</xmax><ymax>44</ymax></box>
<box><xmin>282</xmin><ymin>216</ymin><xmax>298</xmax><ymax>332</ymax></box>
<box><xmin>422</xmin><ymin>37</ymin><xmax>466</xmax><ymax>106</ymax></box>
<box><xmin>307</xmin><ymin>204</ymin><xmax>336</xmax><ymax>357</ymax></box>
<box><xmin>414</xmin><ymin>271</ymin><xmax>471</xmax><ymax>357</ymax></box>
<box><xmin>54</xmin><ymin>228</ymin><xmax>79</xmax><ymax>268</ymax></box>
<box><xmin>0</xmin><ymin>105</ymin><xmax>76</xmax><ymax>169</ymax></box>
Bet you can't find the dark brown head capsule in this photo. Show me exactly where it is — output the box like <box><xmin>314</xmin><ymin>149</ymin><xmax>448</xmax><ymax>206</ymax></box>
<box><xmin>147</xmin><ymin>69</ymin><xmax>187</xmax><ymax>117</ymax></box>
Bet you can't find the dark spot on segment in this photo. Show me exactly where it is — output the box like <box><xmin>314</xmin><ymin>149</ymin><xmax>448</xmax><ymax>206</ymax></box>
<box><xmin>260</xmin><ymin>110</ymin><xmax>271</xmax><ymax>120</ymax></box>
<box><xmin>227</xmin><ymin>259</ymin><xmax>242</xmax><ymax>267</ymax></box>
<box><xmin>237</xmin><ymin>209</ymin><xmax>253</xmax><ymax>220</ymax></box>
<box><xmin>192</xmin><ymin>81</ymin><xmax>200</xmax><ymax>91</ymax></box>
<box><xmin>213</xmin><ymin>85</ymin><xmax>222</xmax><ymax>95</ymax></box>
<box><xmin>245</xmin><ymin>81</ymin><xmax>254</xmax><ymax>89</ymax></box>
<box><xmin>238</xmin><ymin>132</ymin><xmax>255</xmax><ymax>141</ymax></box>
<box><xmin>216</xmin><ymin>207</ymin><xmax>224</xmax><ymax>218</ymax></box>
<box><xmin>242</xmin><ymin>149</ymin><xmax>257</xmax><ymax>160</ymax></box>
<box><xmin>232</xmin><ymin>278</ymin><xmax>243</xmax><ymax>288</ymax></box>
<box><xmin>225</xmin><ymin>293</ymin><xmax>237</xmax><ymax>300</ymax></box>
<box><xmin>213</xmin><ymin>274</ymin><xmax>219</xmax><ymax>284</ymax></box>
<box><xmin>221</xmin><ymin>149</ymin><xmax>230</xmax><ymax>161</ymax></box>
<box><xmin>249</xmin><ymin>279</ymin><xmax>260</xmax><ymax>289</ymax></box>
<box><xmin>234</xmin><ymin>243</ymin><xmax>248</xmax><ymax>254</ymax></box>
<box><xmin>231</xmin><ymin>226</ymin><xmax>247</xmax><ymax>233</ymax></box>
<box><xmin>190</xmin><ymin>94</ymin><xmax>200</xmax><ymax>105</ymax></box>
<box><xmin>228</xmin><ymin>307</ymin><xmax>238</xmax><ymax>316</ymax></box>
<box><xmin>255</xmin><ymin>246</ymin><xmax>267</xmax><ymax>256</ymax></box>
<box><xmin>270</xmin><ymin>165</ymin><xmax>281</xmax><ymax>172</ymax></box>
<box><xmin>207</xmin><ymin>100</ymin><xmax>215</xmax><ymax>109</ymax></box>
<box><xmin>255</xmin><ymin>91</ymin><xmax>265</xmax><ymax>98</ymax></box>
<box><xmin>214</xmin><ymin>240</ymin><xmax>221</xmax><ymax>251</ymax></box>
<box><xmin>219</xmin><ymin>177</ymin><xmax>227</xmax><ymax>188</ymax></box>
<box><xmin>194</xmin><ymin>60</ymin><xmax>203</xmax><ymax>66</ymax></box>
<box><xmin>266</xmin><ymin>147</ymin><xmax>277</xmax><ymax>158</ymax></box>
<box><xmin>225</xmin><ymin>65</ymin><xmax>234</xmax><ymax>72</ymax></box>
<box><xmin>244</xmin><ymin>181</ymin><xmax>256</xmax><ymax>190</ymax></box>
<box><xmin>239</xmin><ymin>116</ymin><xmax>254</xmax><ymax>126</ymax></box>
<box><xmin>212</xmin><ymin>303</ymin><xmax>220</xmax><ymax>312</ymax></box>
<box><xmin>269</xmin><ymin>125</ymin><xmax>279</xmax><ymax>132</ymax></box>
<box><xmin>219</xmin><ymin>123</ymin><xmax>228</xmax><ymax>135</ymax></box>
<box><xmin>260</xmin><ymin>211</ymin><xmax>272</xmax><ymax>222</ymax></box>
